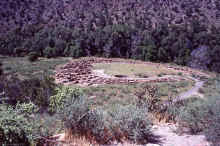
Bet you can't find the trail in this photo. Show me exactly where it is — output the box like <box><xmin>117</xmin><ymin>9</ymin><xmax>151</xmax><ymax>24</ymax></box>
<box><xmin>150</xmin><ymin>123</ymin><xmax>210</xmax><ymax>146</ymax></box>
<box><xmin>150</xmin><ymin>78</ymin><xmax>210</xmax><ymax>146</ymax></box>
<box><xmin>174</xmin><ymin>78</ymin><xmax>204</xmax><ymax>102</ymax></box>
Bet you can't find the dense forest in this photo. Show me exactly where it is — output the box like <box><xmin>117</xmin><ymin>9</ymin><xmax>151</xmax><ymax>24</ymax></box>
<box><xmin>0</xmin><ymin>0</ymin><xmax>220</xmax><ymax>72</ymax></box>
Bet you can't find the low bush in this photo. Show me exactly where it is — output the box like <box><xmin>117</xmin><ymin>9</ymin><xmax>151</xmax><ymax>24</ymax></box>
<box><xmin>178</xmin><ymin>72</ymin><xmax>183</xmax><ymax>76</ymax></box>
<box><xmin>0</xmin><ymin>75</ymin><xmax>57</xmax><ymax>109</ymax></box>
<box><xmin>106</xmin><ymin>104</ymin><xmax>158</xmax><ymax>144</ymax></box>
<box><xmin>177</xmin><ymin>98</ymin><xmax>211</xmax><ymax>133</ymax></box>
<box><xmin>64</xmin><ymin>43</ymin><xmax>84</xmax><ymax>58</ymax></box>
<box><xmin>43</xmin><ymin>47</ymin><xmax>57</xmax><ymax>58</ymax></box>
<box><xmin>205</xmin><ymin>99</ymin><xmax>220</xmax><ymax>144</ymax></box>
<box><xmin>56</xmin><ymin>87</ymin><xmax>159</xmax><ymax>145</ymax></box>
<box><xmin>134</xmin><ymin>84</ymin><xmax>163</xmax><ymax>113</ymax></box>
<box><xmin>0</xmin><ymin>105</ymin><xmax>30</xmax><ymax>145</ymax></box>
<box><xmin>0</xmin><ymin>102</ymin><xmax>46</xmax><ymax>145</ymax></box>
<box><xmin>49</xmin><ymin>86</ymin><xmax>83</xmax><ymax>113</ymax></box>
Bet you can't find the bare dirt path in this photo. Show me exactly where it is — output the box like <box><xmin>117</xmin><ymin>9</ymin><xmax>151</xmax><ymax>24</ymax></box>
<box><xmin>148</xmin><ymin>78</ymin><xmax>210</xmax><ymax>146</ymax></box>
<box><xmin>150</xmin><ymin>123</ymin><xmax>210</xmax><ymax>146</ymax></box>
<box><xmin>174</xmin><ymin>78</ymin><xmax>204</xmax><ymax>102</ymax></box>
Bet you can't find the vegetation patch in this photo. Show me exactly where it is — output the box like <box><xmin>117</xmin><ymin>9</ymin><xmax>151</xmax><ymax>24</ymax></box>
<box><xmin>0</xmin><ymin>56</ymin><xmax>218</xmax><ymax>145</ymax></box>
<box><xmin>0</xmin><ymin>102</ymin><xmax>50</xmax><ymax>145</ymax></box>
<box><xmin>82</xmin><ymin>80</ymin><xmax>195</xmax><ymax>109</ymax></box>
<box><xmin>156</xmin><ymin>81</ymin><xmax>195</xmax><ymax>100</ymax></box>
<box><xmin>0</xmin><ymin>57</ymin><xmax>70</xmax><ymax>79</ymax></box>
<box><xmin>0</xmin><ymin>74</ymin><xmax>57</xmax><ymax>110</ymax></box>
<box><xmin>55</xmin><ymin>87</ymin><xmax>160</xmax><ymax>145</ymax></box>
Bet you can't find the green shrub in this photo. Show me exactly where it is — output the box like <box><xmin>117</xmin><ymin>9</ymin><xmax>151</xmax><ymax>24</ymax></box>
<box><xmin>134</xmin><ymin>84</ymin><xmax>180</xmax><ymax>122</ymax></box>
<box><xmin>27</xmin><ymin>52</ymin><xmax>39</xmax><ymax>62</ymax></box>
<box><xmin>0</xmin><ymin>105</ymin><xmax>30</xmax><ymax>145</ymax></box>
<box><xmin>177</xmin><ymin>98</ymin><xmax>211</xmax><ymax>133</ymax></box>
<box><xmin>57</xmin><ymin>87</ymin><xmax>159</xmax><ymax>144</ymax></box>
<box><xmin>178</xmin><ymin>72</ymin><xmax>183</xmax><ymax>76</ymax></box>
<box><xmin>49</xmin><ymin>86</ymin><xmax>83</xmax><ymax>113</ymax></box>
<box><xmin>56</xmin><ymin>87</ymin><xmax>90</xmax><ymax>127</ymax></box>
<box><xmin>135</xmin><ymin>84</ymin><xmax>161</xmax><ymax>112</ymax></box>
<box><xmin>0</xmin><ymin>75</ymin><xmax>57</xmax><ymax>109</ymax></box>
<box><xmin>106</xmin><ymin>104</ymin><xmax>158</xmax><ymax>144</ymax></box>
<box><xmin>204</xmin><ymin>98</ymin><xmax>220</xmax><ymax>144</ymax></box>
<box><xmin>0</xmin><ymin>102</ymin><xmax>43</xmax><ymax>145</ymax></box>
<box><xmin>43</xmin><ymin>47</ymin><xmax>57</xmax><ymax>58</ymax></box>
<box><xmin>64</xmin><ymin>43</ymin><xmax>83</xmax><ymax>58</ymax></box>
<box><xmin>15</xmin><ymin>102</ymin><xmax>39</xmax><ymax>115</ymax></box>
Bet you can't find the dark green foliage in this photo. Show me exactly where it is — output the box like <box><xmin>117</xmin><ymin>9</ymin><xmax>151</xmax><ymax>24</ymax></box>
<box><xmin>64</xmin><ymin>42</ymin><xmax>83</xmax><ymax>58</ymax></box>
<box><xmin>1</xmin><ymin>0</ymin><xmax>220</xmax><ymax>72</ymax></box>
<box><xmin>0</xmin><ymin>61</ymin><xmax>3</xmax><ymax>76</ymax></box>
<box><xmin>49</xmin><ymin>86</ymin><xmax>83</xmax><ymax>113</ymax></box>
<box><xmin>210</xmin><ymin>45</ymin><xmax>220</xmax><ymax>72</ymax></box>
<box><xmin>28</xmin><ymin>52</ymin><xmax>39</xmax><ymax>62</ymax></box>
<box><xmin>43</xmin><ymin>47</ymin><xmax>58</xmax><ymax>58</ymax></box>
<box><xmin>0</xmin><ymin>30</ymin><xmax>24</xmax><ymax>55</ymax></box>
<box><xmin>0</xmin><ymin>102</ymin><xmax>47</xmax><ymax>145</ymax></box>
<box><xmin>0</xmin><ymin>105</ymin><xmax>30</xmax><ymax>145</ymax></box>
<box><xmin>0</xmin><ymin>75</ymin><xmax>57</xmax><ymax>109</ymax></box>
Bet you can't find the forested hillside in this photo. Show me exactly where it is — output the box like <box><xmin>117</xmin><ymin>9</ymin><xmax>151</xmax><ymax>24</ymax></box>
<box><xmin>0</xmin><ymin>0</ymin><xmax>220</xmax><ymax>72</ymax></box>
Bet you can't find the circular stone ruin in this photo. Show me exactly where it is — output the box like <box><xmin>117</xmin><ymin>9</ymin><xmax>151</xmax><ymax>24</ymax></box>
<box><xmin>55</xmin><ymin>57</ymin><xmax>210</xmax><ymax>86</ymax></box>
